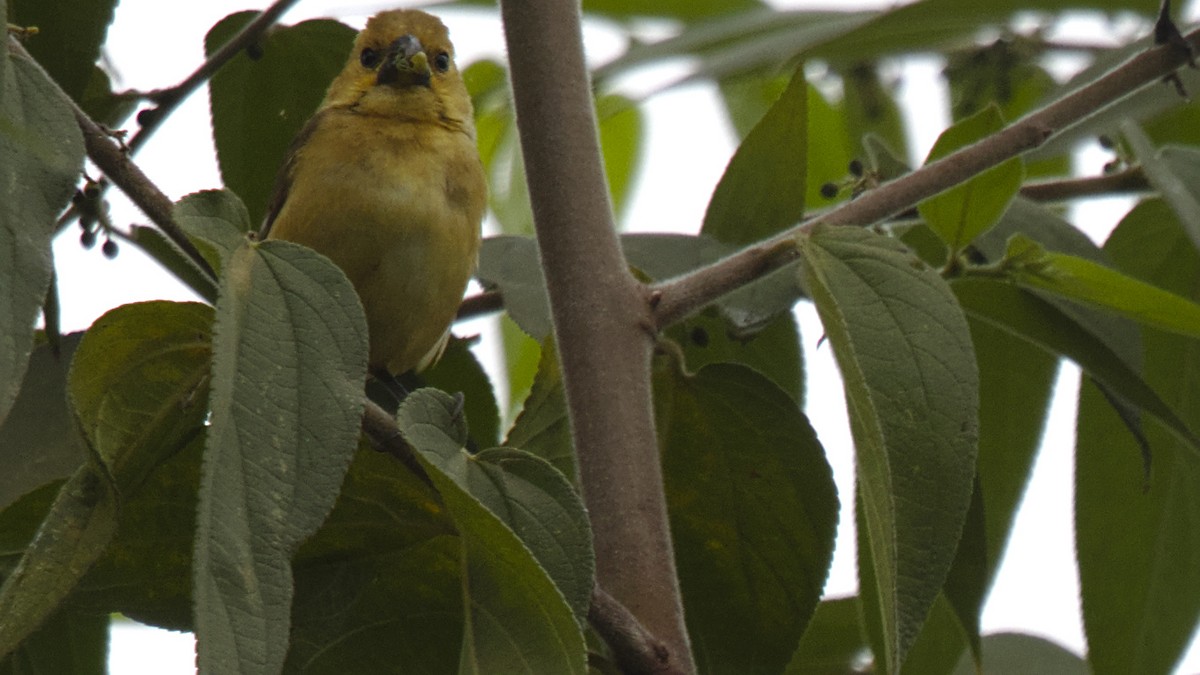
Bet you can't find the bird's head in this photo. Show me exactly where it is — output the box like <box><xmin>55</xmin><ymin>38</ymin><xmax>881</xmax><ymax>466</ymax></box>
<box><xmin>322</xmin><ymin>9</ymin><xmax>473</xmax><ymax>130</ymax></box>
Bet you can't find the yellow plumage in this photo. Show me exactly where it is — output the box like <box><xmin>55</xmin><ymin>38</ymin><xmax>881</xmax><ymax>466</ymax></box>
<box><xmin>262</xmin><ymin>9</ymin><xmax>485</xmax><ymax>376</ymax></box>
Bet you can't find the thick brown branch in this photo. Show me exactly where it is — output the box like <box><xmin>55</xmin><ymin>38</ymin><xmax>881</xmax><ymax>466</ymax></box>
<box><xmin>651</xmin><ymin>26</ymin><xmax>1200</xmax><ymax>330</ymax></box>
<box><xmin>498</xmin><ymin>0</ymin><xmax>695</xmax><ymax>670</ymax></box>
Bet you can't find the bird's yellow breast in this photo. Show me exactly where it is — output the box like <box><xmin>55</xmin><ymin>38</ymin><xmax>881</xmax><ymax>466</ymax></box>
<box><xmin>267</xmin><ymin>110</ymin><xmax>486</xmax><ymax>375</ymax></box>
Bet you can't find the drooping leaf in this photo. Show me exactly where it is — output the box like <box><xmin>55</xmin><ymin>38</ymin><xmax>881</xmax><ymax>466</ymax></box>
<box><xmin>173</xmin><ymin>189</ymin><xmax>253</xmax><ymax>276</ymax></box>
<box><xmin>8</xmin><ymin>0</ymin><xmax>117</xmax><ymax>104</ymax></box>
<box><xmin>400</xmin><ymin>389</ymin><xmax>588</xmax><ymax>674</ymax></box>
<box><xmin>655</xmin><ymin>361</ymin><xmax>837</xmax><ymax>674</ymax></box>
<box><xmin>420</xmin><ymin>336</ymin><xmax>502</xmax><ymax>450</ymax></box>
<box><xmin>951</xmin><ymin>633</ymin><xmax>1088</xmax><ymax>675</ymax></box>
<box><xmin>799</xmin><ymin>225</ymin><xmax>979</xmax><ymax>671</ymax></box>
<box><xmin>0</xmin><ymin>48</ymin><xmax>85</xmax><ymax>426</ymax></box>
<box><xmin>784</xmin><ymin>596</ymin><xmax>868</xmax><ymax>673</ymax></box>
<box><xmin>1120</xmin><ymin>123</ymin><xmax>1200</xmax><ymax>253</ymax></box>
<box><xmin>193</xmin><ymin>239</ymin><xmax>367</xmax><ymax>675</ymax></box>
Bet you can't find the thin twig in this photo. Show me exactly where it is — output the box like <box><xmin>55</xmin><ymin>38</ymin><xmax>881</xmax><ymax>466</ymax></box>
<box><xmin>456</xmin><ymin>290</ymin><xmax>504</xmax><ymax>321</ymax></box>
<box><xmin>1019</xmin><ymin>166</ymin><xmax>1149</xmax><ymax>202</ymax></box>
<box><xmin>360</xmin><ymin>401</ymin><xmax>433</xmax><ymax>488</ymax></box>
<box><xmin>128</xmin><ymin>0</ymin><xmax>302</xmax><ymax>153</ymax></box>
<box><xmin>650</xmin><ymin>25</ymin><xmax>1200</xmax><ymax>331</ymax></box>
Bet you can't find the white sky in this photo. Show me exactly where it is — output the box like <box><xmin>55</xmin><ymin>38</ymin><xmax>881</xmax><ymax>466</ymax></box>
<box><xmin>51</xmin><ymin>0</ymin><xmax>1200</xmax><ymax>672</ymax></box>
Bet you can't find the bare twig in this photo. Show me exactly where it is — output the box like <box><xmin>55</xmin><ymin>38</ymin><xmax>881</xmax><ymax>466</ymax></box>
<box><xmin>1019</xmin><ymin>166</ymin><xmax>1149</xmax><ymax>202</ymax></box>
<box><xmin>128</xmin><ymin>0</ymin><xmax>301</xmax><ymax>153</ymax></box>
<box><xmin>650</xmin><ymin>24</ymin><xmax>1200</xmax><ymax>330</ymax></box>
<box><xmin>498</xmin><ymin>0</ymin><xmax>695</xmax><ymax>669</ymax></box>
<box><xmin>456</xmin><ymin>290</ymin><xmax>504</xmax><ymax>321</ymax></box>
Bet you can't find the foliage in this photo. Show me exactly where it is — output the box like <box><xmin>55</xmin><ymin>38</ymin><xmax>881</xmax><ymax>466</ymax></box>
<box><xmin>3</xmin><ymin>0</ymin><xmax>1200</xmax><ymax>673</ymax></box>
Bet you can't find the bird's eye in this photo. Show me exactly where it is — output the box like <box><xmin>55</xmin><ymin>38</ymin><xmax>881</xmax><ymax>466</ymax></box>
<box><xmin>433</xmin><ymin>52</ymin><xmax>451</xmax><ymax>72</ymax></box>
<box><xmin>360</xmin><ymin>47</ymin><xmax>381</xmax><ymax>68</ymax></box>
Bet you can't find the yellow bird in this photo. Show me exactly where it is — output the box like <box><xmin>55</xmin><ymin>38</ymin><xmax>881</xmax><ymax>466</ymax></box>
<box><xmin>261</xmin><ymin>9</ymin><xmax>486</xmax><ymax>377</ymax></box>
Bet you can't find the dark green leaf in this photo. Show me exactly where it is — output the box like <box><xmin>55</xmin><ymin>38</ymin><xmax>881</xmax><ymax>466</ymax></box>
<box><xmin>0</xmin><ymin>607</ymin><xmax>107</xmax><ymax>675</ymax></box>
<box><xmin>0</xmin><ymin>334</ymin><xmax>84</xmax><ymax>512</ymax></box>
<box><xmin>69</xmin><ymin>301</ymin><xmax>212</xmax><ymax>494</ymax></box>
<box><xmin>919</xmin><ymin>105</ymin><xmax>1023</xmax><ymax>256</ymax></box>
<box><xmin>194</xmin><ymin>240</ymin><xmax>367</xmax><ymax>674</ymax></box>
<box><xmin>841</xmin><ymin>64</ymin><xmax>908</xmax><ymax>163</ymax></box>
<box><xmin>656</xmin><ymin>361</ymin><xmax>838</xmax><ymax>675</ymax></box>
<box><xmin>288</xmin><ymin>446</ymin><xmax>462</xmax><ymax>672</ymax></box>
<box><xmin>799</xmin><ymin>225</ymin><xmax>979</xmax><ymax>670</ymax></box>
<box><xmin>0</xmin><ymin>50</ymin><xmax>84</xmax><ymax>426</ymax></box>
<box><xmin>703</xmin><ymin>66</ymin><xmax>807</xmax><ymax>245</ymax></box>
<box><xmin>206</xmin><ymin>12</ymin><xmax>356</xmax><ymax>224</ymax></box>
<box><xmin>8</xmin><ymin>0</ymin><xmax>117</xmax><ymax>104</ymax></box>
<box><xmin>504</xmin><ymin>339</ymin><xmax>574</xmax><ymax>481</ymax></box>
<box><xmin>1076</xmin><ymin>198</ymin><xmax>1200</xmax><ymax>675</ymax></box>
<box><xmin>400</xmin><ymin>389</ymin><xmax>587</xmax><ymax>673</ymax></box>
<box><xmin>0</xmin><ymin>465</ymin><xmax>117</xmax><ymax>660</ymax></box>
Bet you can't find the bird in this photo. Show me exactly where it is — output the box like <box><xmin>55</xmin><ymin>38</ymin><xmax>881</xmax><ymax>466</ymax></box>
<box><xmin>260</xmin><ymin>9</ymin><xmax>486</xmax><ymax>378</ymax></box>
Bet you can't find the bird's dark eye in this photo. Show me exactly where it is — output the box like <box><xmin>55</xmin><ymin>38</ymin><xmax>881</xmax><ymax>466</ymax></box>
<box><xmin>360</xmin><ymin>47</ymin><xmax>381</xmax><ymax>68</ymax></box>
<box><xmin>433</xmin><ymin>52</ymin><xmax>451</xmax><ymax>72</ymax></box>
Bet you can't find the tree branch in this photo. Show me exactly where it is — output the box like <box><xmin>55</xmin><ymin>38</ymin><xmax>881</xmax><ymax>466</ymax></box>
<box><xmin>650</xmin><ymin>25</ymin><xmax>1200</xmax><ymax>331</ymax></box>
<box><xmin>588</xmin><ymin>586</ymin><xmax>681</xmax><ymax>675</ymax></box>
<box><xmin>7</xmin><ymin>37</ymin><xmax>216</xmax><ymax>283</ymax></box>
<box><xmin>128</xmin><ymin>0</ymin><xmax>301</xmax><ymax>153</ymax></box>
<box><xmin>1020</xmin><ymin>165</ymin><xmax>1149</xmax><ymax>202</ymax></box>
<box><xmin>498</xmin><ymin>0</ymin><xmax>695</xmax><ymax>670</ymax></box>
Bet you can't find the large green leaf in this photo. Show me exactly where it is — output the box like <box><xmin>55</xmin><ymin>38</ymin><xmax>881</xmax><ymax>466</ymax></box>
<box><xmin>1076</xmin><ymin>199</ymin><xmax>1200</xmax><ymax>675</ymax></box>
<box><xmin>0</xmin><ymin>48</ymin><xmax>84</xmax><ymax>426</ymax></box>
<box><xmin>193</xmin><ymin>240</ymin><xmax>367</xmax><ymax>675</ymax></box>
<box><xmin>702</xmin><ymin>65</ymin><xmax>808</xmax><ymax>245</ymax></box>
<box><xmin>784</xmin><ymin>596</ymin><xmax>868</xmax><ymax>672</ymax></box>
<box><xmin>173</xmin><ymin>189</ymin><xmax>253</xmax><ymax>276</ymax></box>
<box><xmin>0</xmin><ymin>606</ymin><xmax>107</xmax><ymax>675</ymax></box>
<box><xmin>206</xmin><ymin>12</ymin><xmax>356</xmax><ymax>224</ymax></box>
<box><xmin>655</xmin><ymin>361</ymin><xmax>837</xmax><ymax>674</ymax></box>
<box><xmin>1121</xmin><ymin>125</ymin><xmax>1200</xmax><ymax>253</ymax></box>
<box><xmin>288</xmin><ymin>446</ymin><xmax>462</xmax><ymax>672</ymax></box>
<box><xmin>400</xmin><ymin>389</ymin><xmax>587</xmax><ymax>674</ymax></box>
<box><xmin>799</xmin><ymin>225</ymin><xmax>979</xmax><ymax>672</ymax></box>
<box><xmin>951</xmin><ymin>633</ymin><xmax>1088</xmax><ymax>674</ymax></box>
<box><xmin>69</xmin><ymin>301</ymin><xmax>212</xmax><ymax>494</ymax></box>
<box><xmin>918</xmin><ymin>105</ymin><xmax>1023</xmax><ymax>257</ymax></box>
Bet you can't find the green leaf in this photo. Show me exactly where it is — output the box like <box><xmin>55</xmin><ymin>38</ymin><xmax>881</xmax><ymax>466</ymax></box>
<box><xmin>69</xmin><ymin>301</ymin><xmax>212</xmax><ymax>493</ymax></box>
<box><xmin>798</xmin><ymin>225</ymin><xmax>979</xmax><ymax>671</ymax></box>
<box><xmin>504</xmin><ymin>339</ymin><xmax>574</xmax><ymax>481</ymax></box>
<box><xmin>702</xmin><ymin>65</ymin><xmax>807</xmax><ymax>245</ymax></box>
<box><xmin>664</xmin><ymin>307</ymin><xmax>804</xmax><ymax>405</ymax></box>
<box><xmin>918</xmin><ymin>105</ymin><xmax>1023</xmax><ymax>256</ymax></box>
<box><xmin>0</xmin><ymin>465</ymin><xmax>117</xmax><ymax>660</ymax></box>
<box><xmin>1076</xmin><ymin>198</ymin><xmax>1200</xmax><ymax>675</ymax></box>
<box><xmin>8</xmin><ymin>0</ymin><xmax>117</xmax><ymax>104</ymax></box>
<box><xmin>655</xmin><ymin>361</ymin><xmax>837</xmax><ymax>675</ymax></box>
<box><xmin>74</xmin><ymin>434</ymin><xmax>204</xmax><ymax>632</ymax></box>
<box><xmin>1004</xmin><ymin>234</ymin><xmax>1200</xmax><ymax>341</ymax></box>
<box><xmin>288</xmin><ymin>446</ymin><xmax>462</xmax><ymax>672</ymax></box>
<box><xmin>840</xmin><ymin>64</ymin><xmax>909</xmax><ymax>163</ymax></box>
<box><xmin>0</xmin><ymin>49</ymin><xmax>85</xmax><ymax>426</ymax></box>
<box><xmin>173</xmin><ymin>189</ymin><xmax>253</xmax><ymax>275</ymax></box>
<box><xmin>953</xmin><ymin>277</ymin><xmax>1200</xmax><ymax>459</ymax></box>
<box><xmin>128</xmin><ymin>224</ymin><xmax>219</xmax><ymax>304</ymax></box>
<box><xmin>0</xmin><ymin>607</ymin><xmax>107</xmax><ymax>675</ymax></box>
<box><xmin>421</xmin><ymin>337</ymin><xmax>502</xmax><ymax>450</ymax></box>
<box><xmin>784</xmin><ymin>596</ymin><xmax>868</xmax><ymax>673</ymax></box>
<box><xmin>951</xmin><ymin>633</ymin><xmax>1087</xmax><ymax>675</ymax></box>
<box><xmin>597</xmin><ymin>95</ymin><xmax>643</xmax><ymax>220</ymax></box>
<box><xmin>400</xmin><ymin>389</ymin><xmax>588</xmax><ymax>674</ymax></box>
<box><xmin>206</xmin><ymin>12</ymin><xmax>356</xmax><ymax>224</ymax></box>
<box><xmin>194</xmin><ymin>239</ymin><xmax>368</xmax><ymax>675</ymax></box>
<box><xmin>0</xmin><ymin>333</ymin><xmax>84</xmax><ymax>512</ymax></box>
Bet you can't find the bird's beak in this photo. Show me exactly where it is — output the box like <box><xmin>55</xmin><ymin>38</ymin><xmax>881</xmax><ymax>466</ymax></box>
<box><xmin>376</xmin><ymin>35</ymin><xmax>432</xmax><ymax>87</ymax></box>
